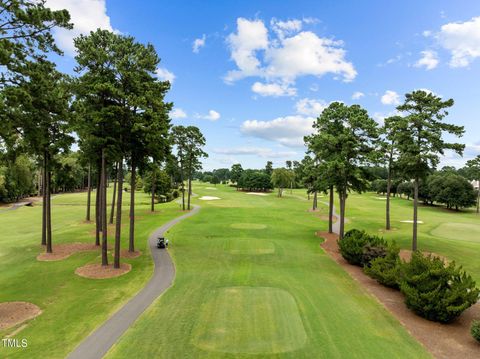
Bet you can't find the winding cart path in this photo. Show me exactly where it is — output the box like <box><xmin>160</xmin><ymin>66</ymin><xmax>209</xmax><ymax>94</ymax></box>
<box><xmin>67</xmin><ymin>205</ymin><xmax>200</xmax><ymax>359</ymax></box>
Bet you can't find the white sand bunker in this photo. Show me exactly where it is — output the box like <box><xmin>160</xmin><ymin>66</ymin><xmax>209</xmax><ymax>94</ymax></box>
<box><xmin>400</xmin><ymin>220</ymin><xmax>424</xmax><ymax>224</ymax></box>
<box><xmin>376</xmin><ymin>197</ymin><xmax>387</xmax><ymax>200</ymax></box>
<box><xmin>199</xmin><ymin>196</ymin><xmax>221</xmax><ymax>201</ymax></box>
<box><xmin>246</xmin><ymin>192</ymin><xmax>268</xmax><ymax>196</ymax></box>
<box><xmin>205</xmin><ymin>187</ymin><xmax>217</xmax><ymax>190</ymax></box>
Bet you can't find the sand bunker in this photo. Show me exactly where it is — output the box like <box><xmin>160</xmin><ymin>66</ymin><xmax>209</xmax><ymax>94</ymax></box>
<box><xmin>37</xmin><ymin>243</ymin><xmax>100</xmax><ymax>261</ymax></box>
<box><xmin>245</xmin><ymin>192</ymin><xmax>269</xmax><ymax>196</ymax></box>
<box><xmin>75</xmin><ymin>263</ymin><xmax>131</xmax><ymax>279</ymax></box>
<box><xmin>199</xmin><ymin>196</ymin><xmax>221</xmax><ymax>201</ymax></box>
<box><xmin>0</xmin><ymin>302</ymin><xmax>42</xmax><ymax>330</ymax></box>
<box><xmin>230</xmin><ymin>223</ymin><xmax>267</xmax><ymax>230</ymax></box>
<box><xmin>399</xmin><ymin>249</ymin><xmax>448</xmax><ymax>263</ymax></box>
<box><xmin>205</xmin><ymin>187</ymin><xmax>218</xmax><ymax>190</ymax></box>
<box><xmin>400</xmin><ymin>220</ymin><xmax>424</xmax><ymax>224</ymax></box>
<box><xmin>375</xmin><ymin>197</ymin><xmax>387</xmax><ymax>200</ymax></box>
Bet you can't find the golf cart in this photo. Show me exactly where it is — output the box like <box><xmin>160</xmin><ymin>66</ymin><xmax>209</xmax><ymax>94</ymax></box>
<box><xmin>157</xmin><ymin>237</ymin><xmax>168</xmax><ymax>249</ymax></box>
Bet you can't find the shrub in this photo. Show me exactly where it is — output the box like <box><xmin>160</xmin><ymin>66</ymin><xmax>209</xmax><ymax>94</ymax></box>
<box><xmin>471</xmin><ymin>320</ymin><xmax>480</xmax><ymax>342</ymax></box>
<box><xmin>338</xmin><ymin>229</ymin><xmax>387</xmax><ymax>266</ymax></box>
<box><xmin>400</xmin><ymin>252</ymin><xmax>480</xmax><ymax>323</ymax></box>
<box><xmin>364</xmin><ymin>243</ymin><xmax>402</xmax><ymax>288</ymax></box>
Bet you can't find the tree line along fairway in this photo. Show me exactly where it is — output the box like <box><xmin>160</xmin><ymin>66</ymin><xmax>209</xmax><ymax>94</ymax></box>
<box><xmin>105</xmin><ymin>183</ymin><xmax>429</xmax><ymax>359</ymax></box>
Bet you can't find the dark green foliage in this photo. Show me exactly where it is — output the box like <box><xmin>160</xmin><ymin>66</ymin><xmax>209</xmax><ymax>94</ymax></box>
<box><xmin>338</xmin><ymin>229</ymin><xmax>387</xmax><ymax>266</ymax></box>
<box><xmin>471</xmin><ymin>320</ymin><xmax>480</xmax><ymax>342</ymax></box>
<box><xmin>427</xmin><ymin>172</ymin><xmax>476</xmax><ymax>210</ymax></box>
<box><xmin>230</xmin><ymin>164</ymin><xmax>243</xmax><ymax>186</ymax></box>
<box><xmin>237</xmin><ymin>169</ymin><xmax>272</xmax><ymax>191</ymax></box>
<box><xmin>364</xmin><ymin>244</ymin><xmax>402</xmax><ymax>288</ymax></box>
<box><xmin>399</xmin><ymin>252</ymin><xmax>479</xmax><ymax>323</ymax></box>
<box><xmin>371</xmin><ymin>179</ymin><xmax>388</xmax><ymax>194</ymax></box>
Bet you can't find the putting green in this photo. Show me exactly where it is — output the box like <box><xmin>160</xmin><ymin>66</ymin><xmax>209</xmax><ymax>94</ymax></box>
<box><xmin>230</xmin><ymin>223</ymin><xmax>267</xmax><ymax>230</ymax></box>
<box><xmin>225</xmin><ymin>238</ymin><xmax>275</xmax><ymax>255</ymax></box>
<box><xmin>192</xmin><ymin>287</ymin><xmax>306</xmax><ymax>354</ymax></box>
<box><xmin>431</xmin><ymin>222</ymin><xmax>480</xmax><ymax>243</ymax></box>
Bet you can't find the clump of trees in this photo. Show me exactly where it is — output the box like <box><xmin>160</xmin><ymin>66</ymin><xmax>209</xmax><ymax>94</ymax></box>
<box><xmin>0</xmin><ymin>2</ymin><xmax>208</xmax><ymax>270</ymax></box>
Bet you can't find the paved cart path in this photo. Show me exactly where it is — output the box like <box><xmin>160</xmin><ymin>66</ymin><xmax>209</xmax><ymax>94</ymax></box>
<box><xmin>67</xmin><ymin>205</ymin><xmax>201</xmax><ymax>359</ymax></box>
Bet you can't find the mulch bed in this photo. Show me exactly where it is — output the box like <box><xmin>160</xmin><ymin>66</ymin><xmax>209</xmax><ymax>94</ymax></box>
<box><xmin>317</xmin><ymin>231</ymin><xmax>480</xmax><ymax>359</ymax></box>
<box><xmin>75</xmin><ymin>263</ymin><xmax>131</xmax><ymax>279</ymax></box>
<box><xmin>112</xmin><ymin>249</ymin><xmax>142</xmax><ymax>259</ymax></box>
<box><xmin>0</xmin><ymin>302</ymin><xmax>42</xmax><ymax>330</ymax></box>
<box><xmin>37</xmin><ymin>243</ymin><xmax>100</xmax><ymax>261</ymax></box>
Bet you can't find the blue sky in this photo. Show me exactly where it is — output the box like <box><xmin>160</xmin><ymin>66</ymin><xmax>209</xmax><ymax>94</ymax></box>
<box><xmin>48</xmin><ymin>0</ymin><xmax>480</xmax><ymax>170</ymax></box>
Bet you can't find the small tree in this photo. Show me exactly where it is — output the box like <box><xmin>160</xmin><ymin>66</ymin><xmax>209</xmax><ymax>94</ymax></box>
<box><xmin>271</xmin><ymin>168</ymin><xmax>292</xmax><ymax>197</ymax></box>
<box><xmin>396</xmin><ymin>91</ymin><xmax>464</xmax><ymax>250</ymax></box>
<box><xmin>230</xmin><ymin>163</ymin><xmax>243</xmax><ymax>189</ymax></box>
<box><xmin>463</xmin><ymin>156</ymin><xmax>480</xmax><ymax>213</ymax></box>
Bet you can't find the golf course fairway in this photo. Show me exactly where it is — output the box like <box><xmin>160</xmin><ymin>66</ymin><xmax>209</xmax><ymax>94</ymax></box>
<box><xmin>105</xmin><ymin>183</ymin><xmax>430</xmax><ymax>358</ymax></box>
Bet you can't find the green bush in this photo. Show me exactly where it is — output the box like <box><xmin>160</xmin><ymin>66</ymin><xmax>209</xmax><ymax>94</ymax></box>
<box><xmin>338</xmin><ymin>229</ymin><xmax>387</xmax><ymax>266</ymax></box>
<box><xmin>364</xmin><ymin>243</ymin><xmax>402</xmax><ymax>288</ymax></box>
<box><xmin>400</xmin><ymin>252</ymin><xmax>479</xmax><ymax>323</ymax></box>
<box><xmin>471</xmin><ymin>320</ymin><xmax>480</xmax><ymax>342</ymax></box>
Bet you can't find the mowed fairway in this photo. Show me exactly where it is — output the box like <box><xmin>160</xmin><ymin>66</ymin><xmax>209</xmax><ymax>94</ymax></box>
<box><xmin>106</xmin><ymin>183</ymin><xmax>429</xmax><ymax>359</ymax></box>
<box><xmin>0</xmin><ymin>189</ymin><xmax>186</xmax><ymax>359</ymax></box>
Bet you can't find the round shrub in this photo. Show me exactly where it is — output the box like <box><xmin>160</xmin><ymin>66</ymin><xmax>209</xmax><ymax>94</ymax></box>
<box><xmin>471</xmin><ymin>320</ymin><xmax>480</xmax><ymax>342</ymax></box>
<box><xmin>364</xmin><ymin>243</ymin><xmax>401</xmax><ymax>288</ymax></box>
<box><xmin>338</xmin><ymin>229</ymin><xmax>387</xmax><ymax>266</ymax></box>
<box><xmin>400</xmin><ymin>252</ymin><xmax>480</xmax><ymax>323</ymax></box>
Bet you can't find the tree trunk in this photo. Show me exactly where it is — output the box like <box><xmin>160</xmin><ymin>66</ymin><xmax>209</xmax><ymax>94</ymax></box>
<box><xmin>412</xmin><ymin>178</ymin><xmax>419</xmax><ymax>251</ymax></box>
<box><xmin>129</xmin><ymin>159</ymin><xmax>136</xmax><ymax>252</ymax></box>
<box><xmin>45</xmin><ymin>154</ymin><xmax>53</xmax><ymax>253</ymax></box>
<box><xmin>86</xmin><ymin>163</ymin><xmax>91</xmax><ymax>222</ymax></box>
<box><xmin>339</xmin><ymin>191</ymin><xmax>346</xmax><ymax>240</ymax></box>
<box><xmin>386</xmin><ymin>168</ymin><xmax>392</xmax><ymax>230</ymax></box>
<box><xmin>114</xmin><ymin>157</ymin><xmax>124</xmax><ymax>269</ymax></box>
<box><xmin>109</xmin><ymin>162</ymin><xmax>118</xmax><ymax>224</ymax></box>
<box><xmin>476</xmin><ymin>183</ymin><xmax>479</xmax><ymax>214</ymax></box>
<box><xmin>187</xmin><ymin>176</ymin><xmax>192</xmax><ymax>210</ymax></box>
<box><xmin>151</xmin><ymin>168</ymin><xmax>155</xmax><ymax>212</ymax></box>
<box><xmin>95</xmin><ymin>163</ymin><xmax>102</xmax><ymax>246</ymax></box>
<box><xmin>41</xmin><ymin>153</ymin><xmax>47</xmax><ymax>246</ymax></box>
<box><xmin>312</xmin><ymin>191</ymin><xmax>317</xmax><ymax>210</ymax></box>
<box><xmin>101</xmin><ymin>149</ymin><xmax>108</xmax><ymax>266</ymax></box>
<box><xmin>328</xmin><ymin>186</ymin><xmax>334</xmax><ymax>234</ymax></box>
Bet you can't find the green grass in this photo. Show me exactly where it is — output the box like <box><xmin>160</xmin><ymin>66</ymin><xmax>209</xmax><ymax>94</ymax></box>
<box><xmin>106</xmin><ymin>183</ymin><xmax>430</xmax><ymax>359</ymax></box>
<box><xmin>0</xmin><ymin>189</ymin><xmax>186</xmax><ymax>358</ymax></box>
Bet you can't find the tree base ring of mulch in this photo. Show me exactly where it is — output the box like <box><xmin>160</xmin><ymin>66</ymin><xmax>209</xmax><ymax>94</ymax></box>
<box><xmin>399</xmin><ymin>249</ymin><xmax>449</xmax><ymax>263</ymax></box>
<box><xmin>37</xmin><ymin>243</ymin><xmax>100</xmax><ymax>261</ymax></box>
<box><xmin>75</xmin><ymin>263</ymin><xmax>131</xmax><ymax>279</ymax></box>
<box><xmin>111</xmin><ymin>249</ymin><xmax>142</xmax><ymax>259</ymax></box>
<box><xmin>316</xmin><ymin>230</ymin><xmax>480</xmax><ymax>359</ymax></box>
<box><xmin>0</xmin><ymin>302</ymin><xmax>42</xmax><ymax>330</ymax></box>
<box><xmin>318</xmin><ymin>214</ymin><xmax>337</xmax><ymax>222</ymax></box>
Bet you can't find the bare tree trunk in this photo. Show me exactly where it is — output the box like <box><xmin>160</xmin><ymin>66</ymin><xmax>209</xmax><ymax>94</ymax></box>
<box><xmin>187</xmin><ymin>176</ymin><xmax>192</xmax><ymax>210</ymax></box>
<box><xmin>129</xmin><ymin>159</ymin><xmax>136</xmax><ymax>252</ymax></box>
<box><xmin>151</xmin><ymin>167</ymin><xmax>155</xmax><ymax>212</ymax></box>
<box><xmin>41</xmin><ymin>154</ymin><xmax>47</xmax><ymax>246</ymax></box>
<box><xmin>312</xmin><ymin>191</ymin><xmax>317</xmax><ymax>210</ymax></box>
<box><xmin>37</xmin><ymin>169</ymin><xmax>42</xmax><ymax>197</ymax></box>
<box><xmin>386</xmin><ymin>167</ymin><xmax>392</xmax><ymax>230</ymax></box>
<box><xmin>476</xmin><ymin>183</ymin><xmax>479</xmax><ymax>214</ymax></box>
<box><xmin>109</xmin><ymin>162</ymin><xmax>118</xmax><ymax>224</ymax></box>
<box><xmin>339</xmin><ymin>191</ymin><xmax>346</xmax><ymax>240</ymax></box>
<box><xmin>86</xmin><ymin>163</ymin><xmax>91</xmax><ymax>222</ymax></box>
<box><xmin>328</xmin><ymin>186</ymin><xmax>334</xmax><ymax>234</ymax></box>
<box><xmin>114</xmin><ymin>157</ymin><xmax>123</xmax><ymax>269</ymax></box>
<box><xmin>412</xmin><ymin>178</ymin><xmax>419</xmax><ymax>251</ymax></box>
<box><xmin>46</xmin><ymin>156</ymin><xmax>52</xmax><ymax>253</ymax></box>
<box><xmin>95</xmin><ymin>164</ymin><xmax>101</xmax><ymax>246</ymax></box>
<box><xmin>101</xmin><ymin>149</ymin><xmax>108</xmax><ymax>266</ymax></box>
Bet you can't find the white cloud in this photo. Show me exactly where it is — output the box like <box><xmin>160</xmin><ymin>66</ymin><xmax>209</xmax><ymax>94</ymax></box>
<box><xmin>373</xmin><ymin>111</ymin><xmax>399</xmax><ymax>125</ymax></box>
<box><xmin>214</xmin><ymin>147</ymin><xmax>297</xmax><ymax>158</ymax></box>
<box><xmin>46</xmin><ymin>0</ymin><xmax>117</xmax><ymax>56</ymax></box>
<box><xmin>225</xmin><ymin>17</ymin><xmax>356</xmax><ymax>92</ymax></box>
<box><xmin>196</xmin><ymin>110</ymin><xmax>221</xmax><ymax>121</ymax></box>
<box><xmin>352</xmin><ymin>91</ymin><xmax>365</xmax><ymax>100</ymax></box>
<box><xmin>251</xmin><ymin>82</ymin><xmax>297</xmax><ymax>97</ymax></box>
<box><xmin>170</xmin><ymin>108</ymin><xmax>187</xmax><ymax>119</ymax></box>
<box><xmin>225</xmin><ymin>18</ymin><xmax>269</xmax><ymax>83</ymax></box>
<box><xmin>155</xmin><ymin>67</ymin><xmax>176</xmax><ymax>83</ymax></box>
<box><xmin>381</xmin><ymin>90</ymin><xmax>400</xmax><ymax>105</ymax></box>
<box><xmin>295</xmin><ymin>98</ymin><xmax>327</xmax><ymax>116</ymax></box>
<box><xmin>437</xmin><ymin>16</ymin><xmax>480</xmax><ymax>67</ymax></box>
<box><xmin>193</xmin><ymin>34</ymin><xmax>206</xmax><ymax>53</ymax></box>
<box><xmin>241</xmin><ymin>115</ymin><xmax>315</xmax><ymax>147</ymax></box>
<box><xmin>414</xmin><ymin>50</ymin><xmax>439</xmax><ymax>70</ymax></box>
